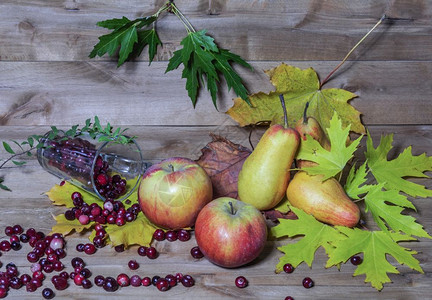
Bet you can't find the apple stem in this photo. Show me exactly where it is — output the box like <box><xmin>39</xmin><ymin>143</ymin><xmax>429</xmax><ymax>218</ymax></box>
<box><xmin>302</xmin><ymin>102</ymin><xmax>309</xmax><ymax>125</ymax></box>
<box><xmin>228</xmin><ymin>201</ymin><xmax>236</xmax><ymax>215</ymax></box>
<box><xmin>319</xmin><ymin>14</ymin><xmax>386</xmax><ymax>89</ymax></box>
<box><xmin>279</xmin><ymin>94</ymin><xmax>289</xmax><ymax>128</ymax></box>
<box><xmin>168</xmin><ymin>164</ymin><xmax>175</xmax><ymax>172</ymax></box>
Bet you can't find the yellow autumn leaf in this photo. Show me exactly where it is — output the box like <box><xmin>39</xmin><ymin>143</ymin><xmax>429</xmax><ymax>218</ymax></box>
<box><xmin>50</xmin><ymin>214</ymin><xmax>93</xmax><ymax>236</ymax></box>
<box><xmin>226</xmin><ymin>63</ymin><xmax>365</xmax><ymax>136</ymax></box>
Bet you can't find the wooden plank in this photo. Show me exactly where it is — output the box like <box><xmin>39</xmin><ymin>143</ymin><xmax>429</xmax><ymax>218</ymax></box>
<box><xmin>1</xmin><ymin>61</ymin><xmax>432</xmax><ymax>126</ymax></box>
<box><xmin>0</xmin><ymin>0</ymin><xmax>431</xmax><ymax>62</ymax></box>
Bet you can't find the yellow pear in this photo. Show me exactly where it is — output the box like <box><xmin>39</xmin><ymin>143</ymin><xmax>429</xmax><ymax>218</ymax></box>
<box><xmin>238</xmin><ymin>95</ymin><xmax>300</xmax><ymax>210</ymax></box>
<box><xmin>286</xmin><ymin>171</ymin><xmax>360</xmax><ymax>227</ymax></box>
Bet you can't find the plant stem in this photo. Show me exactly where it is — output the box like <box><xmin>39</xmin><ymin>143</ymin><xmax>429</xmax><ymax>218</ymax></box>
<box><xmin>319</xmin><ymin>14</ymin><xmax>386</xmax><ymax>89</ymax></box>
<box><xmin>0</xmin><ymin>147</ymin><xmax>35</xmax><ymax>169</ymax></box>
<box><xmin>228</xmin><ymin>201</ymin><xmax>236</xmax><ymax>215</ymax></box>
<box><xmin>279</xmin><ymin>94</ymin><xmax>289</xmax><ymax>128</ymax></box>
<box><xmin>302</xmin><ymin>102</ymin><xmax>309</xmax><ymax>124</ymax></box>
<box><xmin>169</xmin><ymin>2</ymin><xmax>196</xmax><ymax>33</ymax></box>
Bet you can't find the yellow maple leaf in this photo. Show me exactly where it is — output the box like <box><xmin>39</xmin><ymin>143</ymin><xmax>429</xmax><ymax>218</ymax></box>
<box><xmin>226</xmin><ymin>63</ymin><xmax>365</xmax><ymax>136</ymax></box>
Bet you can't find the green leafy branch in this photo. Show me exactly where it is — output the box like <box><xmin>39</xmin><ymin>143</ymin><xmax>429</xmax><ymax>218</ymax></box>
<box><xmin>0</xmin><ymin>116</ymin><xmax>135</xmax><ymax>191</ymax></box>
<box><xmin>89</xmin><ymin>0</ymin><xmax>252</xmax><ymax>108</ymax></box>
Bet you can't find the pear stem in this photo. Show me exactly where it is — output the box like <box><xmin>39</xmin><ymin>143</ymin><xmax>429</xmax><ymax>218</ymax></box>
<box><xmin>228</xmin><ymin>201</ymin><xmax>236</xmax><ymax>215</ymax></box>
<box><xmin>319</xmin><ymin>14</ymin><xmax>386</xmax><ymax>89</ymax></box>
<box><xmin>279</xmin><ymin>94</ymin><xmax>289</xmax><ymax>128</ymax></box>
<box><xmin>302</xmin><ymin>102</ymin><xmax>309</xmax><ymax>124</ymax></box>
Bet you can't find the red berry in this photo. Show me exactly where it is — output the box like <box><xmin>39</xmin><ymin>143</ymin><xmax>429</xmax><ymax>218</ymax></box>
<box><xmin>84</xmin><ymin>243</ymin><xmax>96</xmax><ymax>255</ymax></box>
<box><xmin>130</xmin><ymin>275</ymin><xmax>141</xmax><ymax>287</ymax></box>
<box><xmin>146</xmin><ymin>246</ymin><xmax>158</xmax><ymax>259</ymax></box>
<box><xmin>71</xmin><ymin>191</ymin><xmax>82</xmax><ymax>200</ymax></box>
<box><xmin>181</xmin><ymin>275</ymin><xmax>195</xmax><ymax>287</ymax></box>
<box><xmin>285</xmin><ymin>297</ymin><xmax>294</xmax><ymax>300</ymax></box>
<box><xmin>190</xmin><ymin>246</ymin><xmax>204</xmax><ymax>259</ymax></box>
<box><xmin>153</xmin><ymin>229</ymin><xmax>165</xmax><ymax>241</ymax></box>
<box><xmin>137</xmin><ymin>246</ymin><xmax>147</xmax><ymax>256</ymax></box>
<box><xmin>156</xmin><ymin>278</ymin><xmax>170</xmax><ymax>292</ymax></box>
<box><xmin>235</xmin><ymin>276</ymin><xmax>248</xmax><ymax>288</ymax></box>
<box><xmin>350</xmin><ymin>255</ymin><xmax>363</xmax><ymax>266</ymax></box>
<box><xmin>177</xmin><ymin>229</ymin><xmax>191</xmax><ymax>242</ymax></box>
<box><xmin>283</xmin><ymin>263</ymin><xmax>295</xmax><ymax>273</ymax></box>
<box><xmin>128</xmin><ymin>260</ymin><xmax>139</xmax><ymax>270</ymax></box>
<box><xmin>141</xmin><ymin>277</ymin><xmax>151</xmax><ymax>287</ymax></box>
<box><xmin>74</xmin><ymin>274</ymin><xmax>85</xmax><ymax>286</ymax></box>
<box><xmin>94</xmin><ymin>275</ymin><xmax>105</xmax><ymax>287</ymax></box>
<box><xmin>117</xmin><ymin>273</ymin><xmax>130</xmax><ymax>287</ymax></box>
<box><xmin>165</xmin><ymin>230</ymin><xmax>178</xmax><ymax>242</ymax></box>
<box><xmin>302</xmin><ymin>277</ymin><xmax>314</xmax><ymax>289</ymax></box>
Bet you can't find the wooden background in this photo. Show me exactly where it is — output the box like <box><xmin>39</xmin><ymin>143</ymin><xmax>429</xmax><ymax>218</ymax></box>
<box><xmin>0</xmin><ymin>0</ymin><xmax>431</xmax><ymax>299</ymax></box>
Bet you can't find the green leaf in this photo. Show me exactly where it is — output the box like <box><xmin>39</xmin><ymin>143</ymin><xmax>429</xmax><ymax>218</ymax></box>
<box><xmin>344</xmin><ymin>162</ymin><xmax>369</xmax><ymax>200</ymax></box>
<box><xmin>271</xmin><ymin>206</ymin><xmax>345</xmax><ymax>270</ymax></box>
<box><xmin>3</xmin><ymin>142</ymin><xmax>15</xmax><ymax>154</ymax></box>
<box><xmin>12</xmin><ymin>161</ymin><xmax>26</xmax><ymax>166</ymax></box>
<box><xmin>365</xmin><ymin>132</ymin><xmax>432</xmax><ymax>198</ymax></box>
<box><xmin>166</xmin><ymin>30</ymin><xmax>251</xmax><ymax>107</ymax></box>
<box><xmin>363</xmin><ymin>184</ymin><xmax>431</xmax><ymax>239</ymax></box>
<box><xmin>0</xmin><ymin>178</ymin><xmax>11</xmax><ymax>191</ymax></box>
<box><xmin>135</xmin><ymin>29</ymin><xmax>162</xmax><ymax>64</ymax></box>
<box><xmin>166</xmin><ymin>49</ymin><xmax>183</xmax><ymax>72</ymax></box>
<box><xmin>97</xmin><ymin>16</ymin><xmax>131</xmax><ymax>30</ymax></box>
<box><xmin>27</xmin><ymin>137</ymin><xmax>35</xmax><ymax>148</ymax></box>
<box><xmin>327</xmin><ymin>227</ymin><xmax>423</xmax><ymax>291</ymax></box>
<box><xmin>297</xmin><ymin>112</ymin><xmax>363</xmax><ymax>180</ymax></box>
<box><xmin>182</xmin><ymin>64</ymin><xmax>200</xmax><ymax>106</ymax></box>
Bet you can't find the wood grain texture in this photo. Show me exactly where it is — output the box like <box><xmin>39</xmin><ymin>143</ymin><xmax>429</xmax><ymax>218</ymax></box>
<box><xmin>1</xmin><ymin>60</ymin><xmax>432</xmax><ymax>126</ymax></box>
<box><xmin>0</xmin><ymin>0</ymin><xmax>431</xmax><ymax>62</ymax></box>
<box><xmin>1</xmin><ymin>0</ymin><xmax>432</xmax><ymax>298</ymax></box>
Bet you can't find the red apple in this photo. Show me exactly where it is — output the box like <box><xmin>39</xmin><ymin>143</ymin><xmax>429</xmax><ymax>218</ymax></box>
<box><xmin>138</xmin><ymin>157</ymin><xmax>213</xmax><ymax>229</ymax></box>
<box><xmin>194</xmin><ymin>197</ymin><xmax>268</xmax><ymax>268</ymax></box>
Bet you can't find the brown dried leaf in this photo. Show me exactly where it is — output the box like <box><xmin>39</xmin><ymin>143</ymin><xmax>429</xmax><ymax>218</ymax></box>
<box><xmin>196</xmin><ymin>133</ymin><xmax>251</xmax><ymax>199</ymax></box>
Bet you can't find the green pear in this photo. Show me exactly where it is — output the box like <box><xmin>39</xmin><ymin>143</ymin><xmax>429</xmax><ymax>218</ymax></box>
<box><xmin>238</xmin><ymin>95</ymin><xmax>300</xmax><ymax>211</ymax></box>
<box><xmin>286</xmin><ymin>171</ymin><xmax>360</xmax><ymax>227</ymax></box>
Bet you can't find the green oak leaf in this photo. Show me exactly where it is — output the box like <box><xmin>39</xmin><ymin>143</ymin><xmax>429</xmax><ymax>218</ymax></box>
<box><xmin>344</xmin><ymin>162</ymin><xmax>370</xmax><ymax>200</ymax></box>
<box><xmin>327</xmin><ymin>227</ymin><xmax>423</xmax><ymax>291</ymax></box>
<box><xmin>363</xmin><ymin>184</ymin><xmax>431</xmax><ymax>239</ymax></box>
<box><xmin>365</xmin><ymin>132</ymin><xmax>432</xmax><ymax>198</ymax></box>
<box><xmin>296</xmin><ymin>112</ymin><xmax>363</xmax><ymax>180</ymax></box>
<box><xmin>271</xmin><ymin>206</ymin><xmax>345</xmax><ymax>270</ymax></box>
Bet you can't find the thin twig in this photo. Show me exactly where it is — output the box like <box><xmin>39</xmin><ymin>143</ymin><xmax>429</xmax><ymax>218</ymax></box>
<box><xmin>319</xmin><ymin>14</ymin><xmax>386</xmax><ymax>89</ymax></box>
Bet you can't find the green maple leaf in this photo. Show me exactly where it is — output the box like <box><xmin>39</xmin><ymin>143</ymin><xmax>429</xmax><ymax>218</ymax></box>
<box><xmin>296</xmin><ymin>112</ymin><xmax>363</xmax><ymax>180</ymax></box>
<box><xmin>226</xmin><ymin>63</ymin><xmax>365</xmax><ymax>136</ymax></box>
<box><xmin>166</xmin><ymin>30</ymin><xmax>252</xmax><ymax>108</ymax></box>
<box><xmin>365</xmin><ymin>132</ymin><xmax>432</xmax><ymax>198</ymax></box>
<box><xmin>271</xmin><ymin>206</ymin><xmax>345</xmax><ymax>270</ymax></box>
<box><xmin>344</xmin><ymin>162</ymin><xmax>370</xmax><ymax>200</ymax></box>
<box><xmin>89</xmin><ymin>16</ymin><xmax>157</xmax><ymax>67</ymax></box>
<box><xmin>327</xmin><ymin>227</ymin><xmax>423</xmax><ymax>291</ymax></box>
<box><xmin>363</xmin><ymin>184</ymin><xmax>431</xmax><ymax>239</ymax></box>
<box><xmin>134</xmin><ymin>29</ymin><xmax>162</xmax><ymax>64</ymax></box>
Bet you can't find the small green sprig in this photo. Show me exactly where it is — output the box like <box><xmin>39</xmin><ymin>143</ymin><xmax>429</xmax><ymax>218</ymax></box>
<box><xmin>89</xmin><ymin>0</ymin><xmax>252</xmax><ymax>108</ymax></box>
<box><xmin>0</xmin><ymin>116</ymin><xmax>135</xmax><ymax>191</ymax></box>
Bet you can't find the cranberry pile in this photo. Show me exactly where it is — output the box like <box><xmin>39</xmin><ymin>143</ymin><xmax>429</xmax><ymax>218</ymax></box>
<box><xmin>0</xmin><ymin>223</ymin><xmax>196</xmax><ymax>298</ymax></box>
<box><xmin>40</xmin><ymin>136</ymin><xmax>128</xmax><ymax>200</ymax></box>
